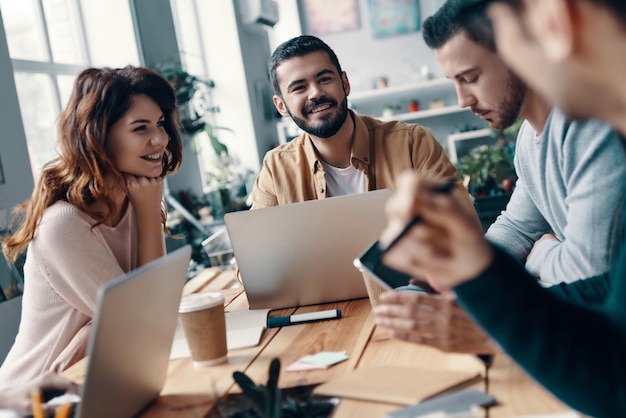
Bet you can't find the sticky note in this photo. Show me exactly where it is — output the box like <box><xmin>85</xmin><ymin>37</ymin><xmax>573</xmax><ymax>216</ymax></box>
<box><xmin>285</xmin><ymin>351</ymin><xmax>350</xmax><ymax>371</ymax></box>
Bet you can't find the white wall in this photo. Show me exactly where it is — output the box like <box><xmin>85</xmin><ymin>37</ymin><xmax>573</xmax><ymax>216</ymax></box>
<box><xmin>171</xmin><ymin>0</ymin><xmax>449</xmax><ymax>174</ymax></box>
<box><xmin>272</xmin><ymin>0</ymin><xmax>446</xmax><ymax>93</ymax></box>
<box><xmin>196</xmin><ymin>1</ymin><xmax>281</xmax><ymax>174</ymax></box>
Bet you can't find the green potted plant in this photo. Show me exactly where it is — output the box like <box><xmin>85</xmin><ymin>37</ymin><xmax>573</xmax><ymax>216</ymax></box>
<box><xmin>155</xmin><ymin>62</ymin><xmax>250</xmax><ymax>220</ymax></box>
<box><xmin>455</xmin><ymin>143</ymin><xmax>517</xmax><ymax>230</ymax></box>
<box><xmin>407</xmin><ymin>99</ymin><xmax>420</xmax><ymax>112</ymax></box>
<box><xmin>215</xmin><ymin>358</ymin><xmax>337</xmax><ymax>417</ymax></box>
<box><xmin>455</xmin><ymin>144</ymin><xmax>516</xmax><ymax>197</ymax></box>
<box><xmin>154</xmin><ymin>63</ymin><xmax>216</xmax><ymax>133</ymax></box>
<box><xmin>381</xmin><ymin>104</ymin><xmax>400</xmax><ymax>118</ymax></box>
<box><xmin>153</xmin><ymin>62</ymin><xmax>229</xmax><ymax>157</ymax></box>
<box><xmin>456</xmin><ymin>117</ymin><xmax>522</xmax><ymax>197</ymax></box>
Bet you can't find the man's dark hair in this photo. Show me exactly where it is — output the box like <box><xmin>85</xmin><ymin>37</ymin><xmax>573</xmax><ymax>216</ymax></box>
<box><xmin>422</xmin><ymin>0</ymin><xmax>496</xmax><ymax>52</ymax></box>
<box><xmin>459</xmin><ymin>0</ymin><xmax>626</xmax><ymax>30</ymax></box>
<box><xmin>588</xmin><ymin>0</ymin><xmax>626</xmax><ymax>22</ymax></box>
<box><xmin>269</xmin><ymin>35</ymin><xmax>343</xmax><ymax>97</ymax></box>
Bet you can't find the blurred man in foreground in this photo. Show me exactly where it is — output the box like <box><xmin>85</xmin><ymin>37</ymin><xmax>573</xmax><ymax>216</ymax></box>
<box><xmin>377</xmin><ymin>0</ymin><xmax>626</xmax><ymax>416</ymax></box>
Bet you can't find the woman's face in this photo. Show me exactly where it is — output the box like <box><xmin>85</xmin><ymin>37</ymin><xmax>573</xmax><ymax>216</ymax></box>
<box><xmin>106</xmin><ymin>94</ymin><xmax>169</xmax><ymax>178</ymax></box>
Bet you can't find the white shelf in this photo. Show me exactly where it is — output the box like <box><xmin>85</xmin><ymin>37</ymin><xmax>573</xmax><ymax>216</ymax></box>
<box><xmin>349</xmin><ymin>78</ymin><xmax>453</xmax><ymax>102</ymax></box>
<box><xmin>273</xmin><ymin>77</ymin><xmax>493</xmax><ymax>163</ymax></box>
<box><xmin>381</xmin><ymin>106</ymin><xmax>470</xmax><ymax>122</ymax></box>
<box><xmin>447</xmin><ymin>128</ymin><xmax>492</xmax><ymax>142</ymax></box>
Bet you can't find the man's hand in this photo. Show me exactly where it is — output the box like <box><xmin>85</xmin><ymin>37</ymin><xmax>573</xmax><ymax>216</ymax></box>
<box><xmin>373</xmin><ymin>290</ymin><xmax>496</xmax><ymax>354</ymax></box>
<box><xmin>527</xmin><ymin>232</ymin><xmax>559</xmax><ymax>262</ymax></box>
<box><xmin>380</xmin><ymin>172</ymin><xmax>493</xmax><ymax>291</ymax></box>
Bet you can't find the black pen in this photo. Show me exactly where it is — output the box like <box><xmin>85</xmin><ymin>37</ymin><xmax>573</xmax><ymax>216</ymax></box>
<box><xmin>383</xmin><ymin>179</ymin><xmax>457</xmax><ymax>252</ymax></box>
<box><xmin>267</xmin><ymin>309</ymin><xmax>342</xmax><ymax>328</ymax></box>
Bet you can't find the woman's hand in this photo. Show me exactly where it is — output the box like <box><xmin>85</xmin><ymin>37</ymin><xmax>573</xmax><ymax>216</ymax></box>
<box><xmin>0</xmin><ymin>372</ymin><xmax>79</xmax><ymax>416</ymax></box>
<box><xmin>381</xmin><ymin>172</ymin><xmax>493</xmax><ymax>291</ymax></box>
<box><xmin>125</xmin><ymin>175</ymin><xmax>165</xmax><ymax>266</ymax></box>
<box><xmin>125</xmin><ymin>175</ymin><xmax>164</xmax><ymax>220</ymax></box>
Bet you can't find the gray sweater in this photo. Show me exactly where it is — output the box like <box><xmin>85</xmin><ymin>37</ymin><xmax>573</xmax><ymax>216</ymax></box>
<box><xmin>486</xmin><ymin>109</ymin><xmax>626</xmax><ymax>284</ymax></box>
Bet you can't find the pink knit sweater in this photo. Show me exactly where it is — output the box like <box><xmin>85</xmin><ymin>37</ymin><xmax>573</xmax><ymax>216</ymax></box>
<box><xmin>0</xmin><ymin>201</ymin><xmax>137</xmax><ymax>388</ymax></box>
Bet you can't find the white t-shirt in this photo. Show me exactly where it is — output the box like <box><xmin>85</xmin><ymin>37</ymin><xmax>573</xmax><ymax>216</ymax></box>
<box><xmin>321</xmin><ymin>161</ymin><xmax>366</xmax><ymax>197</ymax></box>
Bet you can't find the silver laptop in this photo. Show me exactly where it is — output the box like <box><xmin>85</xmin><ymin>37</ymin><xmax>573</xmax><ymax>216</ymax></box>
<box><xmin>74</xmin><ymin>245</ymin><xmax>191</xmax><ymax>418</ymax></box>
<box><xmin>224</xmin><ymin>189</ymin><xmax>392</xmax><ymax>309</ymax></box>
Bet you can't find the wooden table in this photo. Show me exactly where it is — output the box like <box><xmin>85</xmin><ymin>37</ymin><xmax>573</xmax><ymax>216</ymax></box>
<box><xmin>64</xmin><ymin>267</ymin><xmax>573</xmax><ymax>418</ymax></box>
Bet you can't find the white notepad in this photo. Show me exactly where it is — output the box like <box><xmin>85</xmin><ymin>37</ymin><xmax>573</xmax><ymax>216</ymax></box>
<box><xmin>224</xmin><ymin>308</ymin><xmax>270</xmax><ymax>349</ymax></box>
<box><xmin>170</xmin><ymin>308</ymin><xmax>270</xmax><ymax>359</ymax></box>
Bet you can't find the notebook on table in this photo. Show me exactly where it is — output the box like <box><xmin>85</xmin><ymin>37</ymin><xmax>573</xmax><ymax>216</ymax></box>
<box><xmin>224</xmin><ymin>189</ymin><xmax>393</xmax><ymax>309</ymax></box>
<box><xmin>313</xmin><ymin>366</ymin><xmax>482</xmax><ymax>406</ymax></box>
<box><xmin>70</xmin><ymin>245</ymin><xmax>192</xmax><ymax>418</ymax></box>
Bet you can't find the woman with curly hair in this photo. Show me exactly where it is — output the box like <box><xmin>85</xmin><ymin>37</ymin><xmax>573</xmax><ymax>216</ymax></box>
<box><xmin>0</xmin><ymin>65</ymin><xmax>183</xmax><ymax>387</ymax></box>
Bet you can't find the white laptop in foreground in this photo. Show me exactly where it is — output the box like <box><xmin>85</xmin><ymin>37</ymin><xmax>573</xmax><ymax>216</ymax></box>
<box><xmin>224</xmin><ymin>189</ymin><xmax>392</xmax><ymax>310</ymax></box>
<box><xmin>72</xmin><ymin>245</ymin><xmax>191</xmax><ymax>418</ymax></box>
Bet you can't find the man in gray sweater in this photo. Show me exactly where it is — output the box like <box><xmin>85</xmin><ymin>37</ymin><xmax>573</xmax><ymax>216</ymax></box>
<box><xmin>424</xmin><ymin>1</ymin><xmax>626</xmax><ymax>285</ymax></box>
<box><xmin>373</xmin><ymin>0</ymin><xmax>626</xmax><ymax>354</ymax></box>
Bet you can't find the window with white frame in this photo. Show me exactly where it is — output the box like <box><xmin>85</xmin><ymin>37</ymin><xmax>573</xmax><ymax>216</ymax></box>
<box><xmin>0</xmin><ymin>0</ymin><xmax>139</xmax><ymax>180</ymax></box>
<box><xmin>169</xmin><ymin>0</ymin><xmax>220</xmax><ymax>193</ymax></box>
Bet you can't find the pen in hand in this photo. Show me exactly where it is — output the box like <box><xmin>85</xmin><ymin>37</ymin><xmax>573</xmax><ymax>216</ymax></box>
<box><xmin>383</xmin><ymin>179</ymin><xmax>457</xmax><ymax>252</ymax></box>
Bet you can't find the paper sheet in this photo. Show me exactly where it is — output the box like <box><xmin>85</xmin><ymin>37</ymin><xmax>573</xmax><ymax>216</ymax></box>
<box><xmin>225</xmin><ymin>309</ymin><xmax>270</xmax><ymax>349</ymax></box>
<box><xmin>286</xmin><ymin>351</ymin><xmax>349</xmax><ymax>371</ymax></box>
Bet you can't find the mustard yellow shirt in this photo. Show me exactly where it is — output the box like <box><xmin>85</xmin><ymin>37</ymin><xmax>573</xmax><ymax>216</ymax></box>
<box><xmin>251</xmin><ymin>111</ymin><xmax>476</xmax><ymax>217</ymax></box>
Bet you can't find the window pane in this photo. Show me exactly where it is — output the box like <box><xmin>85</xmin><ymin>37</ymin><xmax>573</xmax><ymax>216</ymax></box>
<box><xmin>42</xmin><ymin>0</ymin><xmax>85</xmax><ymax>64</ymax></box>
<box><xmin>0</xmin><ymin>0</ymin><xmax>49</xmax><ymax>61</ymax></box>
<box><xmin>170</xmin><ymin>0</ymin><xmax>205</xmax><ymax>76</ymax></box>
<box><xmin>14</xmin><ymin>73</ymin><xmax>60</xmax><ymax>179</ymax></box>
<box><xmin>80</xmin><ymin>0</ymin><xmax>139</xmax><ymax>67</ymax></box>
<box><xmin>57</xmin><ymin>74</ymin><xmax>76</xmax><ymax>110</ymax></box>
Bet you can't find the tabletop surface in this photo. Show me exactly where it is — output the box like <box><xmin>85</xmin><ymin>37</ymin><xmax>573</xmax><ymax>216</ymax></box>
<box><xmin>63</xmin><ymin>267</ymin><xmax>574</xmax><ymax>418</ymax></box>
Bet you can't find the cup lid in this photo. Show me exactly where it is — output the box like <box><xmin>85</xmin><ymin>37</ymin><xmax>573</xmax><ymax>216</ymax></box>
<box><xmin>179</xmin><ymin>292</ymin><xmax>224</xmax><ymax>313</ymax></box>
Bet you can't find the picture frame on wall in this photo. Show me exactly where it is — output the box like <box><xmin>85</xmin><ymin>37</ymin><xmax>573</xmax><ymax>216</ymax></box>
<box><xmin>302</xmin><ymin>0</ymin><xmax>361</xmax><ymax>36</ymax></box>
<box><xmin>368</xmin><ymin>0</ymin><xmax>421</xmax><ymax>39</ymax></box>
